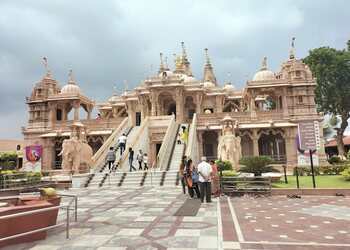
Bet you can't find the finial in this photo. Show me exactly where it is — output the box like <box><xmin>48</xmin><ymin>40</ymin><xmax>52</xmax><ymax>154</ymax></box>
<box><xmin>173</xmin><ymin>53</ymin><xmax>176</xmax><ymax>69</ymax></box>
<box><xmin>165</xmin><ymin>56</ymin><xmax>169</xmax><ymax>70</ymax></box>
<box><xmin>68</xmin><ymin>69</ymin><xmax>74</xmax><ymax>83</ymax></box>
<box><xmin>150</xmin><ymin>64</ymin><xmax>154</xmax><ymax>77</ymax></box>
<box><xmin>113</xmin><ymin>84</ymin><xmax>118</xmax><ymax>96</ymax></box>
<box><xmin>160</xmin><ymin>53</ymin><xmax>164</xmax><ymax>68</ymax></box>
<box><xmin>43</xmin><ymin>57</ymin><xmax>51</xmax><ymax>78</ymax></box>
<box><xmin>205</xmin><ymin>48</ymin><xmax>210</xmax><ymax>64</ymax></box>
<box><xmin>261</xmin><ymin>57</ymin><xmax>267</xmax><ymax>70</ymax></box>
<box><xmin>124</xmin><ymin>79</ymin><xmax>128</xmax><ymax>91</ymax></box>
<box><xmin>227</xmin><ymin>72</ymin><xmax>232</xmax><ymax>85</ymax></box>
<box><xmin>181</xmin><ymin>42</ymin><xmax>187</xmax><ymax>60</ymax></box>
<box><xmin>290</xmin><ymin>37</ymin><xmax>295</xmax><ymax>59</ymax></box>
<box><xmin>175</xmin><ymin>55</ymin><xmax>182</xmax><ymax>70</ymax></box>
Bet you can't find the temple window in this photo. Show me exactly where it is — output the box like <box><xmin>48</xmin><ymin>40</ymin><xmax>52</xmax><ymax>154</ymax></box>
<box><xmin>295</xmin><ymin>70</ymin><xmax>301</xmax><ymax>78</ymax></box>
<box><xmin>298</xmin><ymin>96</ymin><xmax>303</xmax><ymax>103</ymax></box>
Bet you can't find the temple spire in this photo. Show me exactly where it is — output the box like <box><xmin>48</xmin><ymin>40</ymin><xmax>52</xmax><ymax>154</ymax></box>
<box><xmin>180</xmin><ymin>42</ymin><xmax>193</xmax><ymax>76</ymax></box>
<box><xmin>124</xmin><ymin>80</ymin><xmax>128</xmax><ymax>92</ymax></box>
<box><xmin>150</xmin><ymin>64</ymin><xmax>154</xmax><ymax>77</ymax></box>
<box><xmin>164</xmin><ymin>56</ymin><xmax>169</xmax><ymax>70</ymax></box>
<box><xmin>158</xmin><ymin>53</ymin><xmax>165</xmax><ymax>74</ymax></box>
<box><xmin>202</xmin><ymin>48</ymin><xmax>217</xmax><ymax>84</ymax></box>
<box><xmin>113</xmin><ymin>83</ymin><xmax>118</xmax><ymax>96</ymax></box>
<box><xmin>289</xmin><ymin>37</ymin><xmax>295</xmax><ymax>59</ymax></box>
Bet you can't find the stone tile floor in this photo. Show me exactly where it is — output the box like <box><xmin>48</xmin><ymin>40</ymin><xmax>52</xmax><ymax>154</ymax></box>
<box><xmin>3</xmin><ymin>186</ymin><xmax>350</xmax><ymax>250</ymax></box>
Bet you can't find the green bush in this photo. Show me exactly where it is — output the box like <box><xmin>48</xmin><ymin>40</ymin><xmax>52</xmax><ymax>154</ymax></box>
<box><xmin>341</xmin><ymin>167</ymin><xmax>350</xmax><ymax>181</ymax></box>
<box><xmin>328</xmin><ymin>156</ymin><xmax>345</xmax><ymax>164</ymax></box>
<box><xmin>238</xmin><ymin>156</ymin><xmax>278</xmax><ymax>176</ymax></box>
<box><xmin>221</xmin><ymin>170</ymin><xmax>237</xmax><ymax>176</ymax></box>
<box><xmin>294</xmin><ymin>165</ymin><xmax>349</xmax><ymax>176</ymax></box>
<box><xmin>214</xmin><ymin>160</ymin><xmax>232</xmax><ymax>171</ymax></box>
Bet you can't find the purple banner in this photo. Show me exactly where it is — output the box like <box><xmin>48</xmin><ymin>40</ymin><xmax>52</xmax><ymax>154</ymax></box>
<box><xmin>26</xmin><ymin>146</ymin><xmax>42</xmax><ymax>164</ymax></box>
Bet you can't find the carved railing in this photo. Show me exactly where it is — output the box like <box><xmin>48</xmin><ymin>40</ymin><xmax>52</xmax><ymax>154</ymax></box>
<box><xmin>157</xmin><ymin>115</ymin><xmax>176</xmax><ymax>170</ymax></box>
<box><xmin>185</xmin><ymin>114</ymin><xmax>199</xmax><ymax>166</ymax></box>
<box><xmin>90</xmin><ymin>117</ymin><xmax>129</xmax><ymax>169</ymax></box>
<box><xmin>197</xmin><ymin>110</ymin><xmax>285</xmax><ymax>125</ymax></box>
<box><xmin>52</xmin><ymin>117</ymin><xmax>125</xmax><ymax>130</ymax></box>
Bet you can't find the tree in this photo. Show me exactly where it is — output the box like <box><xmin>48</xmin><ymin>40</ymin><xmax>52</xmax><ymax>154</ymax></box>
<box><xmin>303</xmin><ymin>41</ymin><xmax>350</xmax><ymax>156</ymax></box>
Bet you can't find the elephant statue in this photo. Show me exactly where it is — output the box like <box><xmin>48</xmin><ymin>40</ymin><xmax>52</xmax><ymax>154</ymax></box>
<box><xmin>58</xmin><ymin>138</ymin><xmax>93</xmax><ymax>173</ymax></box>
<box><xmin>218</xmin><ymin>134</ymin><xmax>242</xmax><ymax>166</ymax></box>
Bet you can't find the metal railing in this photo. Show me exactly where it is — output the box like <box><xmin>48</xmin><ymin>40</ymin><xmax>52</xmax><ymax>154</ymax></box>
<box><xmin>1</xmin><ymin>170</ymin><xmax>73</xmax><ymax>190</ymax></box>
<box><xmin>0</xmin><ymin>193</ymin><xmax>78</xmax><ymax>242</ymax></box>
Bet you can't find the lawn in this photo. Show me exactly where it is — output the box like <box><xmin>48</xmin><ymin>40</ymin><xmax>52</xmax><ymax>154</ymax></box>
<box><xmin>272</xmin><ymin>175</ymin><xmax>350</xmax><ymax>188</ymax></box>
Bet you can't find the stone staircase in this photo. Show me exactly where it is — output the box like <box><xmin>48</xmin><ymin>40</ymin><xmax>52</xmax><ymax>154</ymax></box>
<box><xmin>85</xmin><ymin>126</ymin><xmax>139</xmax><ymax>187</ymax></box>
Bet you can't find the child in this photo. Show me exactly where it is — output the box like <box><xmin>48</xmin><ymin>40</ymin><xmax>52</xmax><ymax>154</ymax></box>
<box><xmin>143</xmin><ymin>153</ymin><xmax>148</xmax><ymax>170</ymax></box>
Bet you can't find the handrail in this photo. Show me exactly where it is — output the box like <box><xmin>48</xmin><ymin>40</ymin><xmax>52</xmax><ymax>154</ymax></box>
<box><xmin>157</xmin><ymin>115</ymin><xmax>176</xmax><ymax>169</ymax></box>
<box><xmin>185</xmin><ymin>113</ymin><xmax>199</xmax><ymax>166</ymax></box>
<box><xmin>0</xmin><ymin>193</ymin><xmax>77</xmax><ymax>241</ymax></box>
<box><xmin>90</xmin><ymin>117</ymin><xmax>129</xmax><ymax>168</ymax></box>
<box><xmin>119</xmin><ymin>116</ymin><xmax>149</xmax><ymax>171</ymax></box>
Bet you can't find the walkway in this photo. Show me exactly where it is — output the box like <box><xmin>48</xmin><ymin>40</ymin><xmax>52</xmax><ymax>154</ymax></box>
<box><xmin>3</xmin><ymin>187</ymin><xmax>350</xmax><ymax>250</ymax></box>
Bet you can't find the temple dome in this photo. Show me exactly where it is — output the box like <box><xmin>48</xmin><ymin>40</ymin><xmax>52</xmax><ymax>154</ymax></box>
<box><xmin>252</xmin><ymin>70</ymin><xmax>275</xmax><ymax>81</ymax></box>
<box><xmin>158</xmin><ymin>70</ymin><xmax>175</xmax><ymax>77</ymax></box>
<box><xmin>61</xmin><ymin>82</ymin><xmax>81</xmax><ymax>94</ymax></box>
<box><xmin>183</xmin><ymin>75</ymin><xmax>198</xmax><ymax>84</ymax></box>
<box><xmin>201</xmin><ymin>81</ymin><xmax>215</xmax><ymax>88</ymax></box>
<box><xmin>223</xmin><ymin>82</ymin><xmax>235</xmax><ymax>93</ymax></box>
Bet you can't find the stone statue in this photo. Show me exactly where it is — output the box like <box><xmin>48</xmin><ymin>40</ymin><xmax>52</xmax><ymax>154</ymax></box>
<box><xmin>217</xmin><ymin>115</ymin><xmax>242</xmax><ymax>166</ymax></box>
<box><xmin>58</xmin><ymin>122</ymin><xmax>93</xmax><ymax>173</ymax></box>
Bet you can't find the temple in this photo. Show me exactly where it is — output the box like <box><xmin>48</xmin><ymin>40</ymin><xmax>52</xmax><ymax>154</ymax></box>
<box><xmin>22</xmin><ymin>41</ymin><xmax>327</xmax><ymax>172</ymax></box>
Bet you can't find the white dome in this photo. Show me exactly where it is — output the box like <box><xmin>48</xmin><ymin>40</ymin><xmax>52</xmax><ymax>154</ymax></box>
<box><xmin>201</xmin><ymin>81</ymin><xmax>215</xmax><ymax>88</ymax></box>
<box><xmin>252</xmin><ymin>70</ymin><xmax>275</xmax><ymax>81</ymax></box>
<box><xmin>204</xmin><ymin>109</ymin><xmax>212</xmax><ymax>114</ymax></box>
<box><xmin>184</xmin><ymin>76</ymin><xmax>198</xmax><ymax>84</ymax></box>
<box><xmin>109</xmin><ymin>95</ymin><xmax>119</xmax><ymax>102</ymax></box>
<box><xmin>158</xmin><ymin>70</ymin><xmax>175</xmax><ymax>77</ymax></box>
<box><xmin>223</xmin><ymin>83</ymin><xmax>235</xmax><ymax>92</ymax></box>
<box><xmin>61</xmin><ymin>82</ymin><xmax>81</xmax><ymax>94</ymax></box>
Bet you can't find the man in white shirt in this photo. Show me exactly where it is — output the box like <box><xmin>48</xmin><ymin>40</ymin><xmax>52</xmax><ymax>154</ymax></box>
<box><xmin>197</xmin><ymin>156</ymin><xmax>213</xmax><ymax>203</ymax></box>
<box><xmin>118</xmin><ymin>133</ymin><xmax>127</xmax><ymax>156</ymax></box>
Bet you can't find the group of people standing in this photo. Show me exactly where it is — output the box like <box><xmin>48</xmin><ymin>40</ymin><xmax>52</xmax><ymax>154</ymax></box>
<box><xmin>105</xmin><ymin>133</ymin><xmax>148</xmax><ymax>173</ymax></box>
<box><xmin>179</xmin><ymin>156</ymin><xmax>219</xmax><ymax>203</ymax></box>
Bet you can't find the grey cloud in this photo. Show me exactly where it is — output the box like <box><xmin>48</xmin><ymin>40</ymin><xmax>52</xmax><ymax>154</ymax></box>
<box><xmin>0</xmin><ymin>0</ymin><xmax>349</xmax><ymax>139</ymax></box>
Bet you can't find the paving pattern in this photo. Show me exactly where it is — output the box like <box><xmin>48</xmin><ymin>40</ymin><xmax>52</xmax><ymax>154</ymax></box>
<box><xmin>3</xmin><ymin>187</ymin><xmax>350</xmax><ymax>250</ymax></box>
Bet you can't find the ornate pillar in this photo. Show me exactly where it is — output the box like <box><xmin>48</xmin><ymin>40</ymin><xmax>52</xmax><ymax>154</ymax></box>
<box><xmin>73</xmin><ymin>100</ymin><xmax>80</xmax><ymax>121</ymax></box>
<box><xmin>175</xmin><ymin>88</ymin><xmax>184</xmax><ymax>123</ymax></box>
<box><xmin>282</xmin><ymin>88</ymin><xmax>289</xmax><ymax>119</ymax></box>
<box><xmin>197</xmin><ymin>131</ymin><xmax>204</xmax><ymax>158</ymax></box>
<box><xmin>48</xmin><ymin>103</ymin><xmax>57</xmax><ymax>128</ymax></box>
<box><xmin>150</xmin><ymin>92</ymin><xmax>157</xmax><ymax>116</ymax></box>
<box><xmin>195</xmin><ymin>94</ymin><xmax>202</xmax><ymax>114</ymax></box>
<box><xmin>86</xmin><ymin>104</ymin><xmax>93</xmax><ymax>119</ymax></box>
<box><xmin>252</xmin><ymin>129</ymin><xmax>259</xmax><ymax>156</ymax></box>
<box><xmin>216</xmin><ymin>96</ymin><xmax>224</xmax><ymax>113</ymax></box>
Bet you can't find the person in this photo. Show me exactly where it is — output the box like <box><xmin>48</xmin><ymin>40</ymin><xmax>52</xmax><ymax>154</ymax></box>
<box><xmin>143</xmin><ymin>153</ymin><xmax>148</xmax><ymax>170</ymax></box>
<box><xmin>97</xmin><ymin>113</ymin><xmax>102</xmax><ymax>119</ymax></box>
<box><xmin>178</xmin><ymin>156</ymin><xmax>187</xmax><ymax>194</ymax></box>
<box><xmin>198</xmin><ymin>156</ymin><xmax>212</xmax><ymax>203</ymax></box>
<box><xmin>128</xmin><ymin>147</ymin><xmax>136</xmax><ymax>172</ymax></box>
<box><xmin>184</xmin><ymin>159</ymin><xmax>201</xmax><ymax>199</ymax></box>
<box><xmin>177</xmin><ymin>133</ymin><xmax>181</xmax><ymax>144</ymax></box>
<box><xmin>137</xmin><ymin>149</ymin><xmax>144</xmax><ymax>170</ymax></box>
<box><xmin>181</xmin><ymin>127</ymin><xmax>188</xmax><ymax>145</ymax></box>
<box><xmin>118</xmin><ymin>133</ymin><xmax>127</xmax><ymax>156</ymax></box>
<box><xmin>210</xmin><ymin>160</ymin><xmax>219</xmax><ymax>196</ymax></box>
<box><xmin>106</xmin><ymin>147</ymin><xmax>116</xmax><ymax>172</ymax></box>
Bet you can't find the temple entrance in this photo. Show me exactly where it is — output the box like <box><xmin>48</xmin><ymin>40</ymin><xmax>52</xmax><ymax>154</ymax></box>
<box><xmin>202</xmin><ymin>131</ymin><xmax>218</xmax><ymax>161</ymax></box>
<box><xmin>136</xmin><ymin>112</ymin><xmax>141</xmax><ymax>126</ymax></box>
<box><xmin>241</xmin><ymin>134</ymin><xmax>253</xmax><ymax>156</ymax></box>
<box><xmin>167</xmin><ymin>103</ymin><xmax>176</xmax><ymax>115</ymax></box>
<box><xmin>258</xmin><ymin>131</ymin><xmax>286</xmax><ymax>163</ymax></box>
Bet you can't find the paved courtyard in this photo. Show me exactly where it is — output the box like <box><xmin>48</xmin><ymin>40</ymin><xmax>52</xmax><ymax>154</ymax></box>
<box><xmin>3</xmin><ymin>186</ymin><xmax>350</xmax><ymax>250</ymax></box>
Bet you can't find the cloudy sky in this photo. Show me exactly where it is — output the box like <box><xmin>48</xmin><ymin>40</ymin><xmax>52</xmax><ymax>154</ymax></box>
<box><xmin>0</xmin><ymin>0</ymin><xmax>349</xmax><ymax>140</ymax></box>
